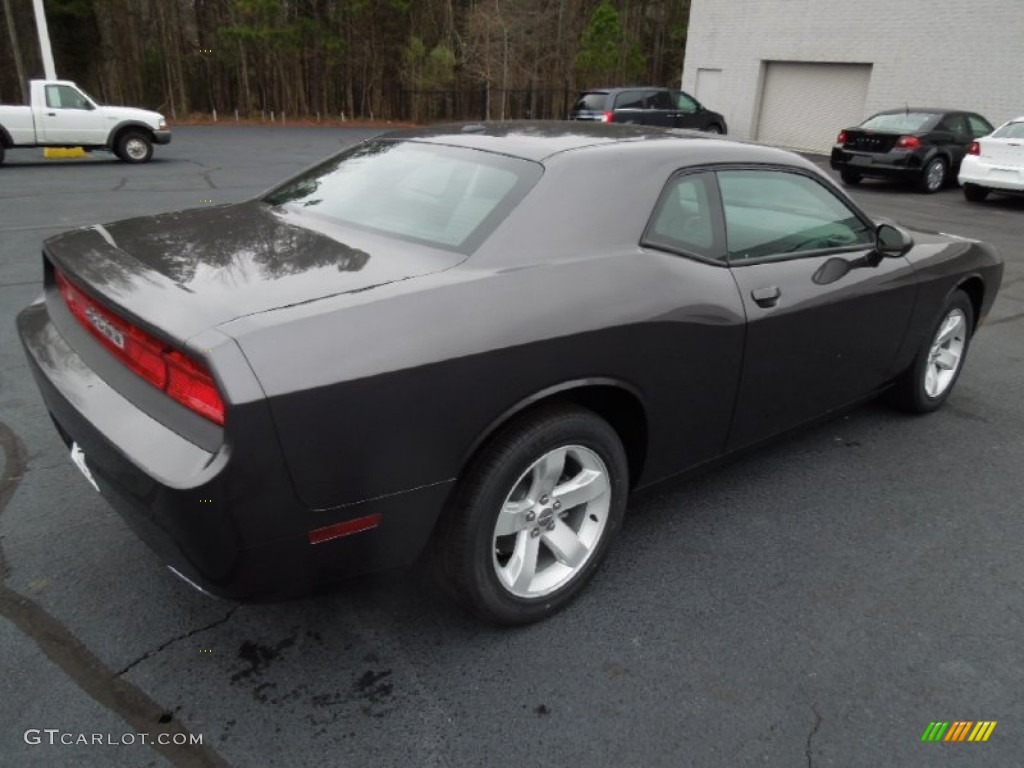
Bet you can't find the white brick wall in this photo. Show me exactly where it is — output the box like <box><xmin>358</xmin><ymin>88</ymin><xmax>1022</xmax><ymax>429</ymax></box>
<box><xmin>682</xmin><ymin>0</ymin><xmax>1024</xmax><ymax>143</ymax></box>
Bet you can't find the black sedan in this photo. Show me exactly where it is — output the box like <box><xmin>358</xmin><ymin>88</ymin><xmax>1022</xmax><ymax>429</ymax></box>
<box><xmin>831</xmin><ymin>108</ymin><xmax>994</xmax><ymax>193</ymax></box>
<box><xmin>18</xmin><ymin>123</ymin><xmax>1002</xmax><ymax>624</ymax></box>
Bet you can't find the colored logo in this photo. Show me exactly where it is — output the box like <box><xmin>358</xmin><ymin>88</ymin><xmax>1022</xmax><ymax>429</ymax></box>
<box><xmin>921</xmin><ymin>721</ymin><xmax>997</xmax><ymax>742</ymax></box>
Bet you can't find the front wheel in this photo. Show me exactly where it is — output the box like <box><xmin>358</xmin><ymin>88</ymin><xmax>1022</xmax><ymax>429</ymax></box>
<box><xmin>889</xmin><ymin>290</ymin><xmax>973</xmax><ymax>413</ymax></box>
<box><xmin>919</xmin><ymin>157</ymin><xmax>947</xmax><ymax>193</ymax></box>
<box><xmin>116</xmin><ymin>131</ymin><xmax>153</xmax><ymax>163</ymax></box>
<box><xmin>0</xmin><ymin>145</ymin><xmax>5</xmax><ymax>165</ymax></box>
<box><xmin>434</xmin><ymin>404</ymin><xmax>628</xmax><ymax>625</ymax></box>
<box><xmin>703</xmin><ymin>123</ymin><xmax>723</xmax><ymax>134</ymax></box>
<box><xmin>963</xmin><ymin>183</ymin><xmax>990</xmax><ymax>202</ymax></box>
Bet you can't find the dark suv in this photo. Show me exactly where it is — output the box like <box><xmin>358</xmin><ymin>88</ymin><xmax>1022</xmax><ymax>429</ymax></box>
<box><xmin>570</xmin><ymin>88</ymin><xmax>727</xmax><ymax>134</ymax></box>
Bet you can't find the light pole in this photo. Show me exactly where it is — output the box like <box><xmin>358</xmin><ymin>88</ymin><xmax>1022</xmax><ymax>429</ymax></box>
<box><xmin>32</xmin><ymin>0</ymin><xmax>57</xmax><ymax>79</ymax></box>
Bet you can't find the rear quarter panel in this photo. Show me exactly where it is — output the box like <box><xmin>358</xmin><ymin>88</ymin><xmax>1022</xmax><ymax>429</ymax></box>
<box><xmin>221</xmin><ymin>140</ymin><xmax>754</xmax><ymax>510</ymax></box>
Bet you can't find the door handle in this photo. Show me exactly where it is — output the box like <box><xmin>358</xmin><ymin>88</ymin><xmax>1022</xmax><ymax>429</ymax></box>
<box><xmin>751</xmin><ymin>286</ymin><xmax>781</xmax><ymax>308</ymax></box>
<box><xmin>47</xmin><ymin>112</ymin><xmax>56</xmax><ymax>116</ymax></box>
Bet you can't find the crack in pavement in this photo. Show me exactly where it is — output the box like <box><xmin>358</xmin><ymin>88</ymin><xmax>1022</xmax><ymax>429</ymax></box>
<box><xmin>805</xmin><ymin>706</ymin><xmax>822</xmax><ymax>768</ymax></box>
<box><xmin>0</xmin><ymin>420</ymin><xmax>232</xmax><ymax>768</ymax></box>
<box><xmin>117</xmin><ymin>605</ymin><xmax>242</xmax><ymax>677</ymax></box>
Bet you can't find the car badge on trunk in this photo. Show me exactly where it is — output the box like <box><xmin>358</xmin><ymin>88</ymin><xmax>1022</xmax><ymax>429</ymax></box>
<box><xmin>85</xmin><ymin>306</ymin><xmax>125</xmax><ymax>349</ymax></box>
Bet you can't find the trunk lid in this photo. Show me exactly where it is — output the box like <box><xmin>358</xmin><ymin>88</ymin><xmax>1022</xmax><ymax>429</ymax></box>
<box><xmin>978</xmin><ymin>136</ymin><xmax>1024</xmax><ymax>167</ymax></box>
<box><xmin>842</xmin><ymin>130</ymin><xmax>901</xmax><ymax>153</ymax></box>
<box><xmin>44</xmin><ymin>200</ymin><xmax>464</xmax><ymax>341</ymax></box>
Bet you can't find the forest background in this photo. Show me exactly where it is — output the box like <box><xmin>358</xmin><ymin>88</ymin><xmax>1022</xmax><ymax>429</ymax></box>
<box><xmin>0</xmin><ymin>0</ymin><xmax>692</xmax><ymax>122</ymax></box>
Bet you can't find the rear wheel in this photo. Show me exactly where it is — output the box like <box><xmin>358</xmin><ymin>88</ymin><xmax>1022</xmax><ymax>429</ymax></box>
<box><xmin>116</xmin><ymin>131</ymin><xmax>153</xmax><ymax>163</ymax></box>
<box><xmin>434</xmin><ymin>404</ymin><xmax>628</xmax><ymax>625</ymax></box>
<box><xmin>0</xmin><ymin>145</ymin><xmax>5</xmax><ymax>165</ymax></box>
<box><xmin>889</xmin><ymin>290</ymin><xmax>973</xmax><ymax>413</ymax></box>
<box><xmin>840</xmin><ymin>169</ymin><xmax>862</xmax><ymax>185</ymax></box>
<box><xmin>704</xmin><ymin>123</ymin><xmax>723</xmax><ymax>134</ymax></box>
<box><xmin>919</xmin><ymin>157</ymin><xmax>947</xmax><ymax>193</ymax></box>
<box><xmin>963</xmin><ymin>183</ymin><xmax>990</xmax><ymax>202</ymax></box>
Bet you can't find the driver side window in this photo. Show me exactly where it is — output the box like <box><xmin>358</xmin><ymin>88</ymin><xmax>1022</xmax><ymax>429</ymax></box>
<box><xmin>717</xmin><ymin>170</ymin><xmax>873</xmax><ymax>262</ymax></box>
<box><xmin>675</xmin><ymin>91</ymin><xmax>699</xmax><ymax>114</ymax></box>
<box><xmin>967</xmin><ymin>114</ymin><xmax>993</xmax><ymax>138</ymax></box>
<box><xmin>45</xmin><ymin>85</ymin><xmax>90</xmax><ymax>110</ymax></box>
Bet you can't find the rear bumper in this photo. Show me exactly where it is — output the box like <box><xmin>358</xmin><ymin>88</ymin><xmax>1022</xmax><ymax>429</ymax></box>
<box><xmin>153</xmin><ymin>131</ymin><xmax>172</xmax><ymax>145</ymax></box>
<box><xmin>958</xmin><ymin>155</ymin><xmax>1024</xmax><ymax>192</ymax></box>
<box><xmin>17</xmin><ymin>297</ymin><xmax>450</xmax><ymax>600</ymax></box>
<box><xmin>830</xmin><ymin>146</ymin><xmax>928</xmax><ymax>179</ymax></box>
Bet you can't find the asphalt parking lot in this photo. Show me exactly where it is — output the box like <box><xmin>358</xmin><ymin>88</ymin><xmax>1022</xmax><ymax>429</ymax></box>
<box><xmin>1</xmin><ymin>126</ymin><xmax>1022</xmax><ymax>768</ymax></box>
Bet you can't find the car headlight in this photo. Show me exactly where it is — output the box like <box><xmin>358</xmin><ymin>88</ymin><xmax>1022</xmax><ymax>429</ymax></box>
<box><xmin>158</xmin><ymin>118</ymin><xmax>167</xmax><ymax>130</ymax></box>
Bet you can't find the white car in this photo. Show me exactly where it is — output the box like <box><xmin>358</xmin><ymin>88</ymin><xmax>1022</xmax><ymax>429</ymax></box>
<box><xmin>959</xmin><ymin>116</ymin><xmax>1024</xmax><ymax>202</ymax></box>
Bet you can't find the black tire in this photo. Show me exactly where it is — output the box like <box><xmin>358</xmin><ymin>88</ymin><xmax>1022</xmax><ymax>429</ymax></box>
<box><xmin>703</xmin><ymin>123</ymin><xmax>724</xmax><ymax>134</ymax></box>
<box><xmin>889</xmin><ymin>290</ymin><xmax>974</xmax><ymax>413</ymax></box>
<box><xmin>840</xmin><ymin>169</ymin><xmax>862</xmax><ymax>185</ymax></box>
<box><xmin>116</xmin><ymin>130</ymin><xmax>153</xmax><ymax>163</ymax></box>
<box><xmin>919</xmin><ymin>157</ymin><xmax>947</xmax><ymax>193</ymax></box>
<box><xmin>963</xmin><ymin>183</ymin><xmax>990</xmax><ymax>202</ymax></box>
<box><xmin>0</xmin><ymin>145</ymin><xmax>5</xmax><ymax>165</ymax></box>
<box><xmin>434</xmin><ymin>403</ymin><xmax>628</xmax><ymax>625</ymax></box>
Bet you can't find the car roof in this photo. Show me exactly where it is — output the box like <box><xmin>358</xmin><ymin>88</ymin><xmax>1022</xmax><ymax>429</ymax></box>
<box><xmin>872</xmin><ymin>107</ymin><xmax>967</xmax><ymax>116</ymax></box>
<box><xmin>375</xmin><ymin>121</ymin><xmax>806</xmax><ymax>166</ymax></box>
<box><xmin>580</xmin><ymin>87</ymin><xmax>669</xmax><ymax>93</ymax></box>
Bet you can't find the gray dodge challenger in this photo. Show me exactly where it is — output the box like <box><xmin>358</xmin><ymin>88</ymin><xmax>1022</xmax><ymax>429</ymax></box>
<box><xmin>17</xmin><ymin>122</ymin><xmax>1003</xmax><ymax>624</ymax></box>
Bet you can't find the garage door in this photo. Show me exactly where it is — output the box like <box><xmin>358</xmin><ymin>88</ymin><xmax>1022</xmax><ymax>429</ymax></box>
<box><xmin>755</xmin><ymin>62</ymin><xmax>872</xmax><ymax>153</ymax></box>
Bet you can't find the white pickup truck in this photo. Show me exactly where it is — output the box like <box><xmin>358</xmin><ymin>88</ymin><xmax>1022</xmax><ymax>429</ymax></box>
<box><xmin>0</xmin><ymin>79</ymin><xmax>171</xmax><ymax>165</ymax></box>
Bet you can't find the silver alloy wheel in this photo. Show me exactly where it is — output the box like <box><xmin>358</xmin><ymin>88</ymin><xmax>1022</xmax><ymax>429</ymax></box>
<box><xmin>925</xmin><ymin>160</ymin><xmax>945</xmax><ymax>191</ymax></box>
<box><xmin>492</xmin><ymin>444</ymin><xmax>611</xmax><ymax>599</ymax></box>
<box><xmin>924</xmin><ymin>308</ymin><xmax>967</xmax><ymax>398</ymax></box>
<box><xmin>125</xmin><ymin>137</ymin><xmax>149</xmax><ymax>161</ymax></box>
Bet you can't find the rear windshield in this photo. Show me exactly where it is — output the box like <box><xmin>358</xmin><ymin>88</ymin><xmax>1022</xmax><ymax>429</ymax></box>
<box><xmin>264</xmin><ymin>141</ymin><xmax>542</xmax><ymax>253</ymax></box>
<box><xmin>860</xmin><ymin>112</ymin><xmax>939</xmax><ymax>132</ymax></box>
<box><xmin>572</xmin><ymin>92</ymin><xmax>608</xmax><ymax>112</ymax></box>
<box><xmin>992</xmin><ymin>121</ymin><xmax>1024</xmax><ymax>139</ymax></box>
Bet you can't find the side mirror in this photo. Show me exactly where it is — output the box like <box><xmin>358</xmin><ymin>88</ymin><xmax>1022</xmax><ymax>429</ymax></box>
<box><xmin>875</xmin><ymin>223</ymin><xmax>913</xmax><ymax>258</ymax></box>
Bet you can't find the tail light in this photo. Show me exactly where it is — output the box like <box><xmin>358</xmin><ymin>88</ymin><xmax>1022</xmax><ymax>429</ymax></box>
<box><xmin>896</xmin><ymin>135</ymin><xmax>922</xmax><ymax>149</ymax></box>
<box><xmin>837</xmin><ymin>130</ymin><xmax>848</xmax><ymax>144</ymax></box>
<box><xmin>601</xmin><ymin>111</ymin><xmax>614</xmax><ymax>123</ymax></box>
<box><xmin>968</xmin><ymin>141</ymin><xmax>980</xmax><ymax>155</ymax></box>
<box><xmin>56</xmin><ymin>270</ymin><xmax>226</xmax><ymax>425</ymax></box>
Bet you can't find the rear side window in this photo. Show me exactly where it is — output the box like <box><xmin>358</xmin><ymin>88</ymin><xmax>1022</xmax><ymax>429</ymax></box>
<box><xmin>648</xmin><ymin>91</ymin><xmax>673</xmax><ymax>110</ymax></box>
<box><xmin>718</xmin><ymin>170</ymin><xmax>873</xmax><ymax>262</ymax></box>
<box><xmin>614</xmin><ymin>90</ymin><xmax>647</xmax><ymax>110</ymax></box>
<box><xmin>643</xmin><ymin>172</ymin><xmax>722</xmax><ymax>261</ymax></box>
<box><xmin>264</xmin><ymin>141</ymin><xmax>542</xmax><ymax>253</ymax></box>
<box><xmin>860</xmin><ymin>112</ymin><xmax>938</xmax><ymax>132</ymax></box>
<box><xmin>992</xmin><ymin>121</ymin><xmax>1024</xmax><ymax>139</ymax></box>
<box><xmin>572</xmin><ymin>92</ymin><xmax>608</xmax><ymax>112</ymax></box>
<box><xmin>937</xmin><ymin>114</ymin><xmax>969</xmax><ymax>138</ymax></box>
